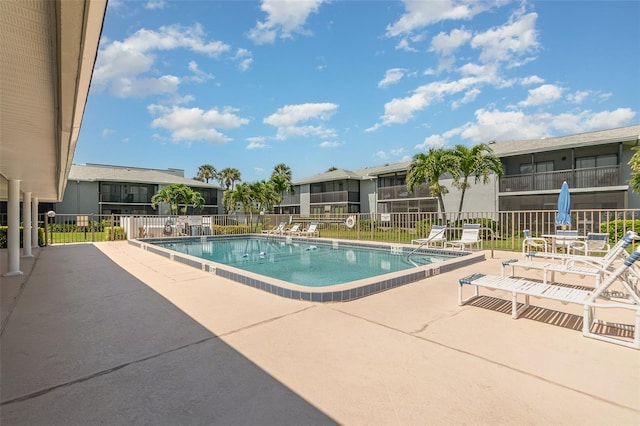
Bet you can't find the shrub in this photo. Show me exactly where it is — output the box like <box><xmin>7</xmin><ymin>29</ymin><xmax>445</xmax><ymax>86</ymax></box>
<box><xmin>211</xmin><ymin>224</ymin><xmax>251</xmax><ymax>235</ymax></box>
<box><xmin>600</xmin><ymin>219</ymin><xmax>640</xmax><ymax>242</ymax></box>
<box><xmin>358</xmin><ymin>219</ymin><xmax>376</xmax><ymax>232</ymax></box>
<box><xmin>0</xmin><ymin>226</ymin><xmax>45</xmax><ymax>248</ymax></box>
<box><xmin>104</xmin><ymin>226</ymin><xmax>127</xmax><ymax>241</ymax></box>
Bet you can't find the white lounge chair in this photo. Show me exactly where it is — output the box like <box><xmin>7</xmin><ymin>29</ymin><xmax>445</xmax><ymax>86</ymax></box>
<box><xmin>503</xmin><ymin>231</ymin><xmax>639</xmax><ymax>288</ymax></box>
<box><xmin>521</xmin><ymin>229</ymin><xmax>548</xmax><ymax>258</ymax></box>
<box><xmin>299</xmin><ymin>222</ymin><xmax>319</xmax><ymax>237</ymax></box>
<box><xmin>459</xmin><ymin>245</ymin><xmax>640</xmax><ymax>349</ymax></box>
<box><xmin>262</xmin><ymin>221</ymin><xmax>285</xmax><ymax>235</ymax></box>
<box><xmin>411</xmin><ymin>225</ymin><xmax>446</xmax><ymax>248</ymax></box>
<box><xmin>284</xmin><ymin>223</ymin><xmax>302</xmax><ymax>235</ymax></box>
<box><xmin>444</xmin><ymin>223</ymin><xmax>482</xmax><ymax>251</ymax></box>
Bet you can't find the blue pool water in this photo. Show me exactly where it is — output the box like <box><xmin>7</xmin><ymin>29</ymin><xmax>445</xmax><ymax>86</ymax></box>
<box><xmin>149</xmin><ymin>237</ymin><xmax>453</xmax><ymax>287</ymax></box>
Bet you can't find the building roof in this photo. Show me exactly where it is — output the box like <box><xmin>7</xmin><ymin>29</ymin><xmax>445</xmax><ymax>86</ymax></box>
<box><xmin>294</xmin><ymin>168</ymin><xmax>363</xmax><ymax>185</ymax></box>
<box><xmin>292</xmin><ymin>124</ymin><xmax>640</xmax><ymax>184</ymax></box>
<box><xmin>489</xmin><ymin>124</ymin><xmax>640</xmax><ymax>157</ymax></box>
<box><xmin>69</xmin><ymin>164</ymin><xmax>220</xmax><ymax>189</ymax></box>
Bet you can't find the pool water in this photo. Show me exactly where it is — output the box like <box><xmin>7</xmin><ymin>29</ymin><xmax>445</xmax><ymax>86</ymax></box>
<box><xmin>150</xmin><ymin>237</ymin><xmax>451</xmax><ymax>287</ymax></box>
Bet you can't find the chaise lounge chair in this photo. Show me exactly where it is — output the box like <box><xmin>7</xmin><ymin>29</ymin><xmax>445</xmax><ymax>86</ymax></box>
<box><xmin>444</xmin><ymin>223</ymin><xmax>482</xmax><ymax>251</ymax></box>
<box><xmin>459</xmin><ymin>245</ymin><xmax>640</xmax><ymax>349</ymax></box>
<box><xmin>298</xmin><ymin>222</ymin><xmax>319</xmax><ymax>237</ymax></box>
<box><xmin>284</xmin><ymin>223</ymin><xmax>302</xmax><ymax>235</ymax></box>
<box><xmin>262</xmin><ymin>221</ymin><xmax>285</xmax><ymax>235</ymax></box>
<box><xmin>411</xmin><ymin>225</ymin><xmax>446</xmax><ymax>248</ymax></box>
<box><xmin>503</xmin><ymin>231</ymin><xmax>639</xmax><ymax>288</ymax></box>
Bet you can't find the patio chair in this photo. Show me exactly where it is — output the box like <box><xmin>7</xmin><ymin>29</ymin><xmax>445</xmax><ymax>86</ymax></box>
<box><xmin>553</xmin><ymin>229</ymin><xmax>579</xmax><ymax>253</ymax></box>
<box><xmin>298</xmin><ymin>222</ymin><xmax>319</xmax><ymax>237</ymax></box>
<box><xmin>411</xmin><ymin>225</ymin><xmax>446</xmax><ymax>248</ymax></box>
<box><xmin>569</xmin><ymin>232</ymin><xmax>611</xmax><ymax>256</ymax></box>
<box><xmin>262</xmin><ymin>221</ymin><xmax>285</xmax><ymax>235</ymax></box>
<box><xmin>521</xmin><ymin>229</ymin><xmax>548</xmax><ymax>258</ymax></box>
<box><xmin>444</xmin><ymin>223</ymin><xmax>482</xmax><ymax>251</ymax></box>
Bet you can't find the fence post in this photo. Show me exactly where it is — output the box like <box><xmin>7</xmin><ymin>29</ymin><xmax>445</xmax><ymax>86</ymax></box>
<box><xmin>91</xmin><ymin>213</ymin><xmax>95</xmax><ymax>242</ymax></box>
<box><xmin>110</xmin><ymin>214</ymin><xmax>115</xmax><ymax>241</ymax></box>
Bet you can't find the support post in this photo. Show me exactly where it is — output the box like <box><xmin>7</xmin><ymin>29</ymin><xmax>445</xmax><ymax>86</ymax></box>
<box><xmin>4</xmin><ymin>179</ymin><xmax>23</xmax><ymax>276</ymax></box>
<box><xmin>22</xmin><ymin>191</ymin><xmax>33</xmax><ymax>257</ymax></box>
<box><xmin>31</xmin><ymin>196</ymin><xmax>39</xmax><ymax>248</ymax></box>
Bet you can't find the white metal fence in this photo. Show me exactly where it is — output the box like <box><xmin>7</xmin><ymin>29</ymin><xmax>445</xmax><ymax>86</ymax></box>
<box><xmin>22</xmin><ymin>208</ymin><xmax>640</xmax><ymax>253</ymax></box>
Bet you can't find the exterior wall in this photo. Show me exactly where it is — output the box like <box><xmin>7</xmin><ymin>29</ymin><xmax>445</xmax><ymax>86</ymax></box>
<box><xmin>359</xmin><ymin>179</ymin><xmax>377</xmax><ymax>215</ymax></box>
<box><xmin>440</xmin><ymin>175</ymin><xmax>498</xmax><ymax>213</ymax></box>
<box><xmin>55</xmin><ymin>181</ymin><xmax>99</xmax><ymax>214</ymax></box>
<box><xmin>299</xmin><ymin>184</ymin><xmax>310</xmax><ymax>216</ymax></box>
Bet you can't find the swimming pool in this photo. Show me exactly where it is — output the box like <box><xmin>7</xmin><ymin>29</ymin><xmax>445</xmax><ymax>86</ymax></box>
<box><xmin>131</xmin><ymin>235</ymin><xmax>484</xmax><ymax>302</ymax></box>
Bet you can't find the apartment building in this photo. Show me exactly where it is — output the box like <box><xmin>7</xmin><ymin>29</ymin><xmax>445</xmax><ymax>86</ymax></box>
<box><xmin>54</xmin><ymin>164</ymin><xmax>222</xmax><ymax>216</ymax></box>
<box><xmin>278</xmin><ymin>124</ymin><xmax>640</xmax><ymax>215</ymax></box>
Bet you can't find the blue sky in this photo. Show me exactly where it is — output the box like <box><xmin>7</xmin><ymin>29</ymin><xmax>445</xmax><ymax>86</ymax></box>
<box><xmin>74</xmin><ymin>0</ymin><xmax>640</xmax><ymax>184</ymax></box>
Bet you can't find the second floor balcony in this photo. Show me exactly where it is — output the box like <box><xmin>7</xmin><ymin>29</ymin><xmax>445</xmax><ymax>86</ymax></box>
<box><xmin>499</xmin><ymin>165</ymin><xmax>622</xmax><ymax>193</ymax></box>
<box><xmin>378</xmin><ymin>184</ymin><xmax>431</xmax><ymax>201</ymax></box>
<box><xmin>310</xmin><ymin>190</ymin><xmax>359</xmax><ymax>204</ymax></box>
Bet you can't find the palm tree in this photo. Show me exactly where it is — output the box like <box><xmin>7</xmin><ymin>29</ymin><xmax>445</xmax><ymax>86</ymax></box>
<box><xmin>407</xmin><ymin>148</ymin><xmax>457</xmax><ymax>222</ymax></box>
<box><xmin>450</xmin><ymin>143</ymin><xmax>503</xmax><ymax>215</ymax></box>
<box><xmin>194</xmin><ymin>164</ymin><xmax>217</xmax><ymax>183</ymax></box>
<box><xmin>218</xmin><ymin>167</ymin><xmax>242</xmax><ymax>190</ymax></box>
<box><xmin>629</xmin><ymin>146</ymin><xmax>640</xmax><ymax>193</ymax></box>
<box><xmin>270</xmin><ymin>163</ymin><xmax>294</xmax><ymax>210</ymax></box>
<box><xmin>151</xmin><ymin>184</ymin><xmax>205</xmax><ymax>214</ymax></box>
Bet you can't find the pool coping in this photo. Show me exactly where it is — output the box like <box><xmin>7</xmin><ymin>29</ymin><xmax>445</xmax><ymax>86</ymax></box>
<box><xmin>130</xmin><ymin>234</ymin><xmax>485</xmax><ymax>302</ymax></box>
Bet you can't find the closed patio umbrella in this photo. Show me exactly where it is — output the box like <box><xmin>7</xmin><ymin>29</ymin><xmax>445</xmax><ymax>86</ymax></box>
<box><xmin>555</xmin><ymin>181</ymin><xmax>572</xmax><ymax>228</ymax></box>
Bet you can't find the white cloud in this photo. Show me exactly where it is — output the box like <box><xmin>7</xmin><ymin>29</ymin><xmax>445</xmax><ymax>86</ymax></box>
<box><xmin>148</xmin><ymin>105</ymin><xmax>249</xmax><ymax>144</ymax></box>
<box><xmin>234</xmin><ymin>48</ymin><xmax>253</xmax><ymax>71</ymax></box>
<box><xmin>319</xmin><ymin>141</ymin><xmax>341</xmax><ymax>148</ymax></box>
<box><xmin>386</xmin><ymin>0</ymin><xmax>497</xmax><ymax>37</ymax></box>
<box><xmin>247</xmin><ymin>0</ymin><xmax>328</xmax><ymax>44</ymax></box>
<box><xmin>368</xmin><ymin>74</ymin><xmax>497</xmax><ymax>130</ymax></box>
<box><xmin>430</xmin><ymin>107</ymin><xmax>637</xmax><ymax>145</ymax></box>
<box><xmin>519</xmin><ymin>84</ymin><xmax>563</xmax><ymax>107</ymax></box>
<box><xmin>452</xmin><ymin>88</ymin><xmax>481</xmax><ymax>109</ymax></box>
<box><xmin>378</xmin><ymin>68</ymin><xmax>407</xmax><ymax>88</ymax></box>
<box><xmin>247</xmin><ymin>137</ymin><xmax>268</xmax><ymax>149</ymax></box>
<box><xmin>471</xmin><ymin>11</ymin><xmax>540</xmax><ymax>67</ymax></box>
<box><xmin>395</xmin><ymin>38</ymin><xmax>417</xmax><ymax>52</ymax></box>
<box><xmin>145</xmin><ymin>0</ymin><xmax>166</xmax><ymax>10</ymax></box>
<box><xmin>430</xmin><ymin>28</ymin><xmax>472</xmax><ymax>56</ymax></box>
<box><xmin>187</xmin><ymin>61</ymin><xmax>215</xmax><ymax>83</ymax></box>
<box><xmin>93</xmin><ymin>24</ymin><xmax>231</xmax><ymax>98</ymax></box>
<box><xmin>566</xmin><ymin>90</ymin><xmax>590</xmax><ymax>104</ymax></box>
<box><xmin>264</xmin><ymin>103</ymin><xmax>339</xmax><ymax>140</ymax></box>
<box><xmin>520</xmin><ymin>75</ymin><xmax>544</xmax><ymax>85</ymax></box>
<box><xmin>374</xmin><ymin>151</ymin><xmax>390</xmax><ymax>161</ymax></box>
<box><xmin>415</xmin><ymin>134</ymin><xmax>447</xmax><ymax>150</ymax></box>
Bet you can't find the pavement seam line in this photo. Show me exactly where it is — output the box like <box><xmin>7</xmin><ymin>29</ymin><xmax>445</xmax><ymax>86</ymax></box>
<box><xmin>216</xmin><ymin>305</ymin><xmax>317</xmax><ymax>338</ymax></box>
<box><xmin>331</xmin><ymin>307</ymin><xmax>640</xmax><ymax>415</ymax></box>
<box><xmin>0</xmin><ymin>335</ymin><xmax>217</xmax><ymax>406</ymax></box>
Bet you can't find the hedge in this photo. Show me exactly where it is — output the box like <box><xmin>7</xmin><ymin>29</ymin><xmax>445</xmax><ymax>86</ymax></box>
<box><xmin>0</xmin><ymin>226</ymin><xmax>45</xmax><ymax>249</ymax></box>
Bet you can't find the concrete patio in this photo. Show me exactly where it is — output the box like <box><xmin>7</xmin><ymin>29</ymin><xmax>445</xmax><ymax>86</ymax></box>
<box><xmin>1</xmin><ymin>242</ymin><xmax>639</xmax><ymax>425</ymax></box>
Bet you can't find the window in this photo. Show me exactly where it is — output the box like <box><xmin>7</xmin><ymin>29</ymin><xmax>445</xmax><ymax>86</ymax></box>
<box><xmin>576</xmin><ymin>154</ymin><xmax>617</xmax><ymax>169</ymax></box>
<box><xmin>520</xmin><ymin>161</ymin><xmax>554</xmax><ymax>174</ymax></box>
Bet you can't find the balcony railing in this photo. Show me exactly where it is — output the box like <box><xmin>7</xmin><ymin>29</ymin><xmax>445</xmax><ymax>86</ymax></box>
<box><xmin>279</xmin><ymin>193</ymin><xmax>301</xmax><ymax>205</ymax></box>
<box><xmin>378</xmin><ymin>184</ymin><xmax>431</xmax><ymax>200</ymax></box>
<box><xmin>499</xmin><ymin>165</ymin><xmax>621</xmax><ymax>192</ymax></box>
<box><xmin>310</xmin><ymin>191</ymin><xmax>359</xmax><ymax>204</ymax></box>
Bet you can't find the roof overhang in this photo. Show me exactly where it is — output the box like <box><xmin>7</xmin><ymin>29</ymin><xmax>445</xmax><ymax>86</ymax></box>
<box><xmin>0</xmin><ymin>0</ymin><xmax>107</xmax><ymax>202</ymax></box>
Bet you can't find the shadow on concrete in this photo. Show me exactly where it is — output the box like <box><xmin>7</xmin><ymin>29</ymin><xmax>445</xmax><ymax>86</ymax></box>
<box><xmin>1</xmin><ymin>245</ymin><xmax>337</xmax><ymax>425</ymax></box>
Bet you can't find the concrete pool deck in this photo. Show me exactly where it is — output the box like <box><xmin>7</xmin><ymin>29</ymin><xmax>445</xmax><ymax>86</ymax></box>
<box><xmin>1</xmin><ymin>242</ymin><xmax>639</xmax><ymax>425</ymax></box>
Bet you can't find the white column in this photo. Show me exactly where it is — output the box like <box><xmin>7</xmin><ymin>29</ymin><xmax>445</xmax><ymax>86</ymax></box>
<box><xmin>31</xmin><ymin>196</ymin><xmax>39</xmax><ymax>248</ymax></box>
<box><xmin>4</xmin><ymin>179</ymin><xmax>23</xmax><ymax>276</ymax></box>
<box><xmin>22</xmin><ymin>192</ymin><xmax>33</xmax><ymax>257</ymax></box>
